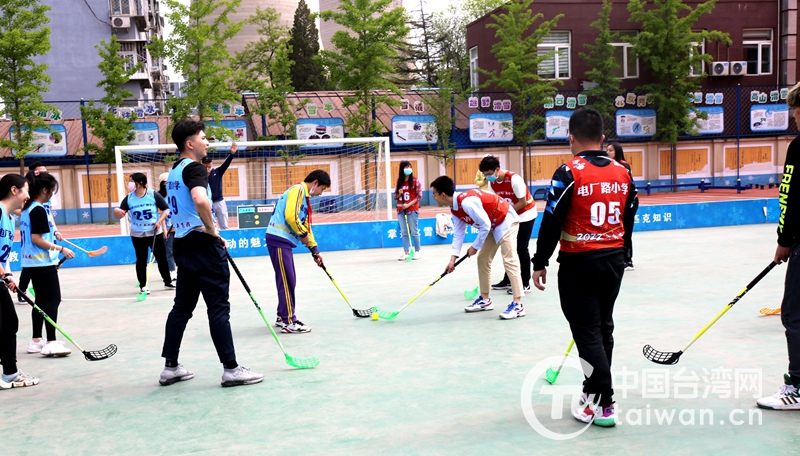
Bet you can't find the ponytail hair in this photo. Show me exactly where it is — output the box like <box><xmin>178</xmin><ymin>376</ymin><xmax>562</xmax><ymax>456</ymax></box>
<box><xmin>0</xmin><ymin>174</ymin><xmax>27</xmax><ymax>201</ymax></box>
<box><xmin>24</xmin><ymin>170</ymin><xmax>58</xmax><ymax>209</ymax></box>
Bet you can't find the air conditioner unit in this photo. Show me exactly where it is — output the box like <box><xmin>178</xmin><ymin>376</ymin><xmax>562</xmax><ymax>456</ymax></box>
<box><xmin>730</xmin><ymin>61</ymin><xmax>747</xmax><ymax>76</ymax></box>
<box><xmin>711</xmin><ymin>61</ymin><xmax>729</xmax><ymax>76</ymax></box>
<box><xmin>111</xmin><ymin>16</ymin><xmax>131</xmax><ymax>29</ymax></box>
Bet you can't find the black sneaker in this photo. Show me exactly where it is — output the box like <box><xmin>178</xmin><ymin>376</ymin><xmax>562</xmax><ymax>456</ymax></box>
<box><xmin>492</xmin><ymin>280</ymin><xmax>511</xmax><ymax>290</ymax></box>
<box><xmin>624</xmin><ymin>261</ymin><xmax>635</xmax><ymax>271</ymax></box>
<box><xmin>164</xmin><ymin>281</ymin><xmax>176</xmax><ymax>289</ymax></box>
<box><xmin>507</xmin><ymin>284</ymin><xmax>532</xmax><ymax>294</ymax></box>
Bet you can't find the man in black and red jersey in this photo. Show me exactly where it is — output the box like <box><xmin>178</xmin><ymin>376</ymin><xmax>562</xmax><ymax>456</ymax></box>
<box><xmin>531</xmin><ymin>107</ymin><xmax>636</xmax><ymax>427</ymax></box>
<box><xmin>430</xmin><ymin>176</ymin><xmax>527</xmax><ymax>320</ymax></box>
<box><xmin>479</xmin><ymin>155</ymin><xmax>537</xmax><ymax>293</ymax></box>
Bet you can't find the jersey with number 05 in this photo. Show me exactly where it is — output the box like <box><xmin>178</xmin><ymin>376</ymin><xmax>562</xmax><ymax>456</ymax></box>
<box><xmin>559</xmin><ymin>156</ymin><xmax>633</xmax><ymax>253</ymax></box>
<box><xmin>0</xmin><ymin>204</ymin><xmax>15</xmax><ymax>265</ymax></box>
<box><xmin>167</xmin><ymin>158</ymin><xmax>211</xmax><ymax>238</ymax></box>
<box><xmin>20</xmin><ymin>201</ymin><xmax>59</xmax><ymax>267</ymax></box>
<box><xmin>126</xmin><ymin>189</ymin><xmax>160</xmax><ymax>234</ymax></box>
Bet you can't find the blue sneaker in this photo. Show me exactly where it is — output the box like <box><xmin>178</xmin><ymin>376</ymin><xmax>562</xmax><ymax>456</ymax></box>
<box><xmin>464</xmin><ymin>297</ymin><xmax>494</xmax><ymax>312</ymax></box>
<box><xmin>499</xmin><ymin>302</ymin><xmax>525</xmax><ymax>320</ymax></box>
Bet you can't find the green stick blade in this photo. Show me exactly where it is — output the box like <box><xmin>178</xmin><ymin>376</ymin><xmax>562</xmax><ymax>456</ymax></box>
<box><xmin>371</xmin><ymin>307</ymin><xmax>398</xmax><ymax>320</ymax></box>
<box><xmin>285</xmin><ymin>354</ymin><xmax>319</xmax><ymax>369</ymax></box>
<box><xmin>545</xmin><ymin>366</ymin><xmax>560</xmax><ymax>384</ymax></box>
<box><xmin>463</xmin><ymin>286</ymin><xmax>479</xmax><ymax>300</ymax></box>
<box><xmin>136</xmin><ymin>292</ymin><xmax>146</xmax><ymax>302</ymax></box>
<box><xmin>406</xmin><ymin>249</ymin><xmax>414</xmax><ymax>262</ymax></box>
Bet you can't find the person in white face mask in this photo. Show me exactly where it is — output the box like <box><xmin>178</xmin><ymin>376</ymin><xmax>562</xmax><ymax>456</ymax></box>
<box><xmin>114</xmin><ymin>173</ymin><xmax>174</xmax><ymax>294</ymax></box>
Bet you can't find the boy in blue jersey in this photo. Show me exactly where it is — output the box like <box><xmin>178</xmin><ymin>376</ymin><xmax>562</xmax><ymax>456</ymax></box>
<box><xmin>266</xmin><ymin>170</ymin><xmax>329</xmax><ymax>334</ymax></box>
<box><xmin>160</xmin><ymin>119</ymin><xmax>263</xmax><ymax>388</ymax></box>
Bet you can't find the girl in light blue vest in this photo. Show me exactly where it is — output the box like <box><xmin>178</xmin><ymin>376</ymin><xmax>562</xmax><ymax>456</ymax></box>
<box><xmin>114</xmin><ymin>173</ymin><xmax>173</xmax><ymax>294</ymax></box>
<box><xmin>21</xmin><ymin>171</ymin><xmax>74</xmax><ymax>357</ymax></box>
<box><xmin>0</xmin><ymin>175</ymin><xmax>40</xmax><ymax>388</ymax></box>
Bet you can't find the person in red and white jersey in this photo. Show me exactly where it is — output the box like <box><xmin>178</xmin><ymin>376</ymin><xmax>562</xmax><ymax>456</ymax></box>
<box><xmin>531</xmin><ymin>107</ymin><xmax>636</xmax><ymax>427</ymax></box>
<box><xmin>479</xmin><ymin>155</ymin><xmax>537</xmax><ymax>294</ymax></box>
<box><xmin>430</xmin><ymin>176</ymin><xmax>526</xmax><ymax>320</ymax></box>
<box><xmin>394</xmin><ymin>160</ymin><xmax>422</xmax><ymax>260</ymax></box>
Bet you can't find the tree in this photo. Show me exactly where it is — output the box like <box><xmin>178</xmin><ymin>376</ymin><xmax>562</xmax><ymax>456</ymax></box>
<box><xmin>0</xmin><ymin>0</ymin><xmax>54</xmax><ymax>175</ymax></box>
<box><xmin>319</xmin><ymin>0</ymin><xmax>410</xmax><ymax>209</ymax></box>
<box><xmin>420</xmin><ymin>71</ymin><xmax>466</xmax><ymax>169</ymax></box>
<box><xmin>628</xmin><ymin>0</ymin><xmax>730</xmax><ymax>185</ymax></box>
<box><xmin>79</xmin><ymin>36</ymin><xmax>140</xmax><ymax>223</ymax></box>
<box><xmin>481</xmin><ymin>0</ymin><xmax>563</xmax><ymax>181</ymax></box>
<box><xmin>579</xmin><ymin>0</ymin><xmax>622</xmax><ymax>127</ymax></box>
<box><xmin>288</xmin><ymin>0</ymin><xmax>326</xmax><ymax>91</ymax></box>
<box><xmin>150</xmin><ymin>0</ymin><xmax>242</xmax><ymax>129</ymax></box>
<box><xmin>230</xmin><ymin>6</ymin><xmax>289</xmax><ymax>92</ymax></box>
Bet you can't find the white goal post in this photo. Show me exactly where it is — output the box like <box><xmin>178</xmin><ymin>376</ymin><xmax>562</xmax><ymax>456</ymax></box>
<box><xmin>114</xmin><ymin>136</ymin><xmax>392</xmax><ymax>235</ymax></box>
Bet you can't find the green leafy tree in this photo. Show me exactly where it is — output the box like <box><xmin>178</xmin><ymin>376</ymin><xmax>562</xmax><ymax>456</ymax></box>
<box><xmin>579</xmin><ymin>0</ymin><xmax>622</xmax><ymax>127</ymax></box>
<box><xmin>420</xmin><ymin>71</ymin><xmax>466</xmax><ymax>169</ymax></box>
<box><xmin>319</xmin><ymin>0</ymin><xmax>410</xmax><ymax>209</ymax></box>
<box><xmin>230</xmin><ymin>6</ymin><xmax>289</xmax><ymax>92</ymax></box>
<box><xmin>481</xmin><ymin>0</ymin><xmax>563</xmax><ymax>181</ymax></box>
<box><xmin>80</xmin><ymin>36</ymin><xmax>140</xmax><ymax>223</ymax></box>
<box><xmin>0</xmin><ymin>0</ymin><xmax>54</xmax><ymax>175</ymax></box>
<box><xmin>150</xmin><ymin>0</ymin><xmax>242</xmax><ymax>138</ymax></box>
<box><xmin>628</xmin><ymin>0</ymin><xmax>730</xmax><ymax>185</ymax></box>
<box><xmin>288</xmin><ymin>0</ymin><xmax>326</xmax><ymax>91</ymax></box>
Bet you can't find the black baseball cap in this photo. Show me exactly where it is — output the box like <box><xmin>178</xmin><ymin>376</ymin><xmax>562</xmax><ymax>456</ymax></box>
<box><xmin>201</xmin><ymin>156</ymin><xmax>213</xmax><ymax>163</ymax></box>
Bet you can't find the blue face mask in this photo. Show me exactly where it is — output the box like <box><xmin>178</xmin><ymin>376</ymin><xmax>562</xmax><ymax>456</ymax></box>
<box><xmin>404</xmin><ymin>168</ymin><xmax>412</xmax><ymax>176</ymax></box>
<box><xmin>485</xmin><ymin>174</ymin><xmax>497</xmax><ymax>183</ymax></box>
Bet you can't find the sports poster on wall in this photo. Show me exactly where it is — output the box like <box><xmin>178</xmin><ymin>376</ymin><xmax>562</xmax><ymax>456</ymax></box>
<box><xmin>690</xmin><ymin>106</ymin><xmax>725</xmax><ymax>135</ymax></box>
<box><xmin>206</xmin><ymin>119</ymin><xmax>249</xmax><ymax>151</ymax></box>
<box><xmin>750</xmin><ymin>104</ymin><xmax>790</xmax><ymax>132</ymax></box>
<box><xmin>544</xmin><ymin>111</ymin><xmax>573</xmax><ymax>140</ymax></box>
<box><xmin>129</xmin><ymin>122</ymin><xmax>160</xmax><ymax>153</ymax></box>
<box><xmin>391</xmin><ymin>115</ymin><xmax>437</xmax><ymax>145</ymax></box>
<box><xmin>9</xmin><ymin>124</ymin><xmax>68</xmax><ymax>157</ymax></box>
<box><xmin>296</xmin><ymin>118</ymin><xmax>345</xmax><ymax>148</ymax></box>
<box><xmin>469</xmin><ymin>113</ymin><xmax>514</xmax><ymax>142</ymax></box>
<box><xmin>616</xmin><ymin>109</ymin><xmax>656</xmax><ymax>137</ymax></box>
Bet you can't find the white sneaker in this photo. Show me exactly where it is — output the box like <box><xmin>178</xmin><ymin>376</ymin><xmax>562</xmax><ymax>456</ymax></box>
<box><xmin>27</xmin><ymin>339</ymin><xmax>46</xmax><ymax>354</ymax></box>
<box><xmin>221</xmin><ymin>365</ymin><xmax>264</xmax><ymax>387</ymax></box>
<box><xmin>0</xmin><ymin>371</ymin><xmax>40</xmax><ymax>389</ymax></box>
<box><xmin>159</xmin><ymin>364</ymin><xmax>195</xmax><ymax>386</ymax></box>
<box><xmin>398</xmin><ymin>252</ymin><xmax>410</xmax><ymax>261</ymax></box>
<box><xmin>507</xmin><ymin>285</ymin><xmax>532</xmax><ymax>294</ymax></box>
<box><xmin>499</xmin><ymin>302</ymin><xmax>526</xmax><ymax>320</ymax></box>
<box><xmin>756</xmin><ymin>374</ymin><xmax>800</xmax><ymax>410</ymax></box>
<box><xmin>412</xmin><ymin>251</ymin><xmax>420</xmax><ymax>260</ymax></box>
<box><xmin>282</xmin><ymin>321</ymin><xmax>312</xmax><ymax>334</ymax></box>
<box><xmin>140</xmin><ymin>287</ymin><xmax>150</xmax><ymax>295</ymax></box>
<box><xmin>274</xmin><ymin>317</ymin><xmax>287</xmax><ymax>329</ymax></box>
<box><xmin>464</xmin><ymin>297</ymin><xmax>494</xmax><ymax>312</ymax></box>
<box><xmin>40</xmin><ymin>340</ymin><xmax>71</xmax><ymax>357</ymax></box>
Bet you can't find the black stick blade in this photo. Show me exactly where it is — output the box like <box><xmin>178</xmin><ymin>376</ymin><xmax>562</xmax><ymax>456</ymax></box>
<box><xmin>643</xmin><ymin>344</ymin><xmax>682</xmax><ymax>365</ymax></box>
<box><xmin>353</xmin><ymin>308</ymin><xmax>372</xmax><ymax>318</ymax></box>
<box><xmin>84</xmin><ymin>344</ymin><xmax>117</xmax><ymax>361</ymax></box>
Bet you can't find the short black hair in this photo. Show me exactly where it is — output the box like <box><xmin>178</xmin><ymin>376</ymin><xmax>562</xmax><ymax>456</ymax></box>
<box><xmin>130</xmin><ymin>172</ymin><xmax>148</xmax><ymax>188</ymax></box>
<box><xmin>479</xmin><ymin>155</ymin><xmax>500</xmax><ymax>173</ymax></box>
<box><xmin>430</xmin><ymin>176</ymin><xmax>455</xmax><ymax>196</ymax></box>
<box><xmin>171</xmin><ymin>119</ymin><xmax>206</xmax><ymax>152</ymax></box>
<box><xmin>569</xmin><ymin>107</ymin><xmax>604</xmax><ymax>144</ymax></box>
<box><xmin>28</xmin><ymin>161</ymin><xmax>46</xmax><ymax>171</ymax></box>
<box><xmin>304</xmin><ymin>169</ymin><xmax>331</xmax><ymax>187</ymax></box>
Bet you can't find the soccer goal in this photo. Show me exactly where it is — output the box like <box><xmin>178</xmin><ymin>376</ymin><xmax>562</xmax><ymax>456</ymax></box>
<box><xmin>114</xmin><ymin>136</ymin><xmax>392</xmax><ymax>235</ymax></box>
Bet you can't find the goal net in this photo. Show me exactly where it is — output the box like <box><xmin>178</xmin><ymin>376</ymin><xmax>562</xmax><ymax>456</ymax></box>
<box><xmin>114</xmin><ymin>137</ymin><xmax>392</xmax><ymax>235</ymax></box>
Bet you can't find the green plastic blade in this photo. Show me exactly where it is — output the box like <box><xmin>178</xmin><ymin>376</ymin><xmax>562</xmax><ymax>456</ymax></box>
<box><xmin>136</xmin><ymin>292</ymin><xmax>146</xmax><ymax>302</ymax></box>
<box><xmin>371</xmin><ymin>307</ymin><xmax>399</xmax><ymax>320</ymax></box>
<box><xmin>545</xmin><ymin>366</ymin><xmax>560</xmax><ymax>384</ymax></box>
<box><xmin>285</xmin><ymin>353</ymin><xmax>319</xmax><ymax>369</ymax></box>
<box><xmin>406</xmin><ymin>249</ymin><xmax>414</xmax><ymax>262</ymax></box>
<box><xmin>28</xmin><ymin>287</ymin><xmax>35</xmax><ymax>297</ymax></box>
<box><xmin>463</xmin><ymin>286</ymin><xmax>479</xmax><ymax>300</ymax></box>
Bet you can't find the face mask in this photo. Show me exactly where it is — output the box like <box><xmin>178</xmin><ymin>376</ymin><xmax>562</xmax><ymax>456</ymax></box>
<box><xmin>485</xmin><ymin>174</ymin><xmax>497</xmax><ymax>183</ymax></box>
<box><xmin>127</xmin><ymin>182</ymin><xmax>136</xmax><ymax>192</ymax></box>
<box><xmin>403</xmin><ymin>168</ymin><xmax>412</xmax><ymax>176</ymax></box>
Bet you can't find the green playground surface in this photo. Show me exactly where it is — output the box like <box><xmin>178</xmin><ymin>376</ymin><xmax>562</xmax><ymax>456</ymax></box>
<box><xmin>4</xmin><ymin>224</ymin><xmax>800</xmax><ymax>454</ymax></box>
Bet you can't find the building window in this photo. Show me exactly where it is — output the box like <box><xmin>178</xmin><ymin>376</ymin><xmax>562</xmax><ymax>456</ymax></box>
<box><xmin>690</xmin><ymin>41</ymin><xmax>705</xmax><ymax>77</ymax></box>
<box><xmin>611</xmin><ymin>31</ymin><xmax>638</xmax><ymax>78</ymax></box>
<box><xmin>469</xmin><ymin>47</ymin><xmax>479</xmax><ymax>89</ymax></box>
<box><xmin>743</xmin><ymin>29</ymin><xmax>772</xmax><ymax>75</ymax></box>
<box><xmin>538</xmin><ymin>31</ymin><xmax>571</xmax><ymax>79</ymax></box>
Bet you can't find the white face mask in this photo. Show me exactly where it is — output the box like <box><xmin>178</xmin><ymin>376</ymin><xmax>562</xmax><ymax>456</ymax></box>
<box><xmin>128</xmin><ymin>182</ymin><xmax>136</xmax><ymax>192</ymax></box>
